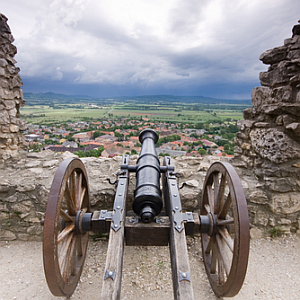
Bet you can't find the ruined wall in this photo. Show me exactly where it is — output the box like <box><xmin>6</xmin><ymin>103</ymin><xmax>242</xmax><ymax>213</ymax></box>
<box><xmin>0</xmin><ymin>14</ymin><xmax>27</xmax><ymax>160</ymax></box>
<box><xmin>233</xmin><ymin>21</ymin><xmax>300</xmax><ymax>235</ymax></box>
<box><xmin>1</xmin><ymin>152</ymin><xmax>234</xmax><ymax>241</ymax></box>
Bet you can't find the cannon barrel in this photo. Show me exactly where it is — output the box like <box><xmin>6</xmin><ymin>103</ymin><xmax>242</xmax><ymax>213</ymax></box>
<box><xmin>132</xmin><ymin>129</ymin><xmax>163</xmax><ymax>222</ymax></box>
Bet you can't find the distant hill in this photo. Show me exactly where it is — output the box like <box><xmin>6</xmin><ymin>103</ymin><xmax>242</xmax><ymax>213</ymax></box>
<box><xmin>23</xmin><ymin>92</ymin><xmax>251</xmax><ymax>106</ymax></box>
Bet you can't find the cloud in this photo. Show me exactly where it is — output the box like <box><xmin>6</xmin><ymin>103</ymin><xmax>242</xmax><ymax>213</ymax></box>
<box><xmin>1</xmin><ymin>0</ymin><xmax>299</xmax><ymax>98</ymax></box>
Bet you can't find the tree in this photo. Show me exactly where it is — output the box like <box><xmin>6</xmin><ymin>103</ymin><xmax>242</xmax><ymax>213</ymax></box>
<box><xmin>93</xmin><ymin>130</ymin><xmax>102</xmax><ymax>139</ymax></box>
<box><xmin>224</xmin><ymin>144</ymin><xmax>230</xmax><ymax>151</ymax></box>
<box><xmin>131</xmin><ymin>149</ymin><xmax>137</xmax><ymax>155</ymax></box>
<box><xmin>198</xmin><ymin>148</ymin><xmax>207</xmax><ymax>156</ymax></box>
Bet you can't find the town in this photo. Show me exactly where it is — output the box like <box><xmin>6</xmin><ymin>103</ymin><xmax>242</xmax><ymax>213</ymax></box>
<box><xmin>23</xmin><ymin>117</ymin><xmax>238</xmax><ymax>158</ymax></box>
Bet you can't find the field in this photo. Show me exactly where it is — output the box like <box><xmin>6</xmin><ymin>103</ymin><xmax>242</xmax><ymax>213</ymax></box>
<box><xmin>20</xmin><ymin>105</ymin><xmax>111</xmax><ymax>124</ymax></box>
<box><xmin>20</xmin><ymin>103</ymin><xmax>246</xmax><ymax>124</ymax></box>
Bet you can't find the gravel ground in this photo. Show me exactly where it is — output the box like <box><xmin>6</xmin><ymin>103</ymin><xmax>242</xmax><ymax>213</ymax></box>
<box><xmin>1</xmin><ymin>235</ymin><xmax>300</xmax><ymax>300</ymax></box>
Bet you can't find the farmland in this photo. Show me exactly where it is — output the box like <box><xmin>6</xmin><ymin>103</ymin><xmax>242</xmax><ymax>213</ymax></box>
<box><xmin>20</xmin><ymin>103</ymin><xmax>248</xmax><ymax>125</ymax></box>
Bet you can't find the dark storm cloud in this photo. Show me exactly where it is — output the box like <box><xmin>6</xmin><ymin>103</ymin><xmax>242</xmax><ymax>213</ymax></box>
<box><xmin>1</xmin><ymin>0</ymin><xmax>299</xmax><ymax>99</ymax></box>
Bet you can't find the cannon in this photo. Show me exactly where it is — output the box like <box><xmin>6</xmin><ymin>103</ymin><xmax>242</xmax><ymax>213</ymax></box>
<box><xmin>42</xmin><ymin>128</ymin><xmax>250</xmax><ymax>299</ymax></box>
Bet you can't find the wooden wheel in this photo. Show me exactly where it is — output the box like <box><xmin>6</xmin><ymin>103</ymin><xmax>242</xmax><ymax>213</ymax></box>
<box><xmin>200</xmin><ymin>162</ymin><xmax>250</xmax><ymax>297</ymax></box>
<box><xmin>43</xmin><ymin>158</ymin><xmax>90</xmax><ymax>296</ymax></box>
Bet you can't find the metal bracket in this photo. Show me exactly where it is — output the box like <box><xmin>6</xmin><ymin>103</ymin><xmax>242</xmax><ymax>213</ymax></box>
<box><xmin>111</xmin><ymin>155</ymin><xmax>129</xmax><ymax>232</ymax></box>
<box><xmin>182</xmin><ymin>212</ymin><xmax>194</xmax><ymax>222</ymax></box>
<box><xmin>179</xmin><ymin>270</ymin><xmax>191</xmax><ymax>282</ymax></box>
<box><xmin>104</xmin><ymin>269</ymin><xmax>116</xmax><ymax>281</ymax></box>
<box><xmin>168</xmin><ymin>178</ymin><xmax>184</xmax><ymax>232</ymax></box>
<box><xmin>99</xmin><ymin>210</ymin><xmax>113</xmax><ymax>221</ymax></box>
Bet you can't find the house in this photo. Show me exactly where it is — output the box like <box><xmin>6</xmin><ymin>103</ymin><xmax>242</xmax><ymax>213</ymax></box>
<box><xmin>95</xmin><ymin>135</ymin><xmax>116</xmax><ymax>143</ymax></box>
<box><xmin>200</xmin><ymin>139</ymin><xmax>217</xmax><ymax>148</ymax></box>
<box><xmin>73</xmin><ymin>131</ymin><xmax>93</xmax><ymax>141</ymax></box>
<box><xmin>24</xmin><ymin>134</ymin><xmax>44</xmax><ymax>142</ymax></box>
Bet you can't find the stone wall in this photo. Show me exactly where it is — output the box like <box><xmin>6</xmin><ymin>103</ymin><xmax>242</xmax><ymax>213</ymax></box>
<box><xmin>1</xmin><ymin>151</ymin><xmax>240</xmax><ymax>241</ymax></box>
<box><xmin>0</xmin><ymin>14</ymin><xmax>27</xmax><ymax>160</ymax></box>
<box><xmin>233</xmin><ymin>21</ymin><xmax>300</xmax><ymax>235</ymax></box>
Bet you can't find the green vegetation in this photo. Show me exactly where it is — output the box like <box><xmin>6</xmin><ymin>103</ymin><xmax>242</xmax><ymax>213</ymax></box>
<box><xmin>269</xmin><ymin>227</ymin><xmax>285</xmax><ymax>238</ymax></box>
<box><xmin>74</xmin><ymin>147</ymin><xmax>104</xmax><ymax>158</ymax></box>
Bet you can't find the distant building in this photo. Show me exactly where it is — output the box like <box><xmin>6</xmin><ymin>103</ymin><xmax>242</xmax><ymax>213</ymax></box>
<box><xmin>156</xmin><ymin>147</ymin><xmax>186</xmax><ymax>157</ymax></box>
<box><xmin>24</xmin><ymin>134</ymin><xmax>44</xmax><ymax>142</ymax></box>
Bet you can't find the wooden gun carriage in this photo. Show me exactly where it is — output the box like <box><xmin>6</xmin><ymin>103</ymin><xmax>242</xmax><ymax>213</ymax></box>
<box><xmin>42</xmin><ymin>129</ymin><xmax>250</xmax><ymax>299</ymax></box>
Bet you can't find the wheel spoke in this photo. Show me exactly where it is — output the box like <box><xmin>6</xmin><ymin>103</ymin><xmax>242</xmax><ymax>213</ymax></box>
<box><xmin>216</xmin><ymin>234</ymin><xmax>231</xmax><ymax>276</ymax></box>
<box><xmin>218</xmin><ymin>192</ymin><xmax>232</xmax><ymax>220</ymax></box>
<box><xmin>59</xmin><ymin>232</ymin><xmax>74</xmax><ymax>271</ymax></box>
<box><xmin>218</xmin><ymin>228</ymin><xmax>234</xmax><ymax>252</ymax></box>
<box><xmin>207</xmin><ymin>185</ymin><xmax>214</xmax><ymax>213</ymax></box>
<box><xmin>76</xmin><ymin>234</ymin><xmax>83</xmax><ymax>257</ymax></box>
<box><xmin>218</xmin><ymin>260</ymin><xmax>226</xmax><ymax>284</ymax></box>
<box><xmin>213</xmin><ymin>173</ymin><xmax>219</xmax><ymax>211</ymax></box>
<box><xmin>204</xmin><ymin>235</ymin><xmax>212</xmax><ymax>254</ymax></box>
<box><xmin>63</xmin><ymin>235</ymin><xmax>76</xmax><ymax>281</ymax></box>
<box><xmin>210</xmin><ymin>237</ymin><xmax>217</xmax><ymax>274</ymax></box>
<box><xmin>78</xmin><ymin>186</ymin><xmax>86</xmax><ymax>210</ymax></box>
<box><xmin>70</xmin><ymin>171</ymin><xmax>77</xmax><ymax>210</ymax></box>
<box><xmin>204</xmin><ymin>203</ymin><xmax>211</xmax><ymax>213</ymax></box>
<box><xmin>65</xmin><ymin>183</ymin><xmax>76</xmax><ymax>216</ymax></box>
<box><xmin>217</xmin><ymin>218</ymin><xmax>234</xmax><ymax>226</ymax></box>
<box><xmin>60</xmin><ymin>209</ymin><xmax>73</xmax><ymax>222</ymax></box>
<box><xmin>215</xmin><ymin>174</ymin><xmax>226</xmax><ymax>214</ymax></box>
<box><xmin>76</xmin><ymin>172</ymin><xmax>82</xmax><ymax>210</ymax></box>
<box><xmin>57</xmin><ymin>224</ymin><xmax>75</xmax><ymax>244</ymax></box>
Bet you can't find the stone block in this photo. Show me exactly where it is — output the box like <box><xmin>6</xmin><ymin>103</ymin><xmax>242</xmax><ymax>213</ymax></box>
<box><xmin>250</xmin><ymin>227</ymin><xmax>263</xmax><ymax>239</ymax></box>
<box><xmin>1</xmin><ymin>126</ymin><xmax>9</xmax><ymax>133</ymax></box>
<box><xmin>42</xmin><ymin>159</ymin><xmax>60</xmax><ymax>168</ymax></box>
<box><xmin>259</xmin><ymin>62</ymin><xmax>291</xmax><ymax>87</ymax></box>
<box><xmin>266</xmin><ymin>178</ymin><xmax>293</xmax><ymax>192</ymax></box>
<box><xmin>0</xmin><ymin>66</ymin><xmax>5</xmax><ymax>76</ymax></box>
<box><xmin>270</xmin><ymin>193</ymin><xmax>300</xmax><ymax>214</ymax></box>
<box><xmin>287</xmin><ymin>49</ymin><xmax>300</xmax><ymax>60</ymax></box>
<box><xmin>251</xmin><ymin>86</ymin><xmax>271</xmax><ymax>108</ymax></box>
<box><xmin>0</xmin><ymin>182</ymin><xmax>10</xmax><ymax>192</ymax></box>
<box><xmin>3</xmin><ymin>100</ymin><xmax>15</xmax><ymax>109</ymax></box>
<box><xmin>11</xmin><ymin>203</ymin><xmax>31</xmax><ymax>214</ymax></box>
<box><xmin>0</xmin><ymin>58</ymin><xmax>7</xmax><ymax>67</ymax></box>
<box><xmin>250</xmin><ymin>128</ymin><xmax>300</xmax><ymax>163</ymax></box>
<box><xmin>0</xmin><ymin>110</ymin><xmax>9</xmax><ymax>125</ymax></box>
<box><xmin>0</xmin><ymin>229</ymin><xmax>16</xmax><ymax>241</ymax></box>
<box><xmin>286</xmin><ymin>122</ymin><xmax>300</xmax><ymax>135</ymax></box>
<box><xmin>9</xmin><ymin>124</ymin><xmax>19</xmax><ymax>132</ymax></box>
<box><xmin>259</xmin><ymin>46</ymin><xmax>287</xmax><ymax>65</ymax></box>
<box><xmin>249</xmin><ymin>190</ymin><xmax>269</xmax><ymax>204</ymax></box>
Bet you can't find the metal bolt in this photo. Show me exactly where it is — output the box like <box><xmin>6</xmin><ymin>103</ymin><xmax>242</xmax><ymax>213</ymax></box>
<box><xmin>116</xmin><ymin>206</ymin><xmax>120</xmax><ymax>209</ymax></box>
<box><xmin>178</xmin><ymin>225</ymin><xmax>181</xmax><ymax>229</ymax></box>
<box><xmin>114</xmin><ymin>224</ymin><xmax>118</xmax><ymax>228</ymax></box>
<box><xmin>121</xmin><ymin>182</ymin><xmax>124</xmax><ymax>185</ymax></box>
<box><xmin>118</xmin><ymin>193</ymin><xmax>122</xmax><ymax>196</ymax></box>
<box><xmin>175</xmin><ymin>206</ymin><xmax>179</xmax><ymax>210</ymax></box>
<box><xmin>182</xmin><ymin>272</ymin><xmax>186</xmax><ymax>278</ymax></box>
<box><xmin>172</xmin><ymin>183</ymin><xmax>175</xmax><ymax>186</ymax></box>
<box><xmin>173</xmin><ymin>194</ymin><xmax>177</xmax><ymax>197</ymax></box>
<box><xmin>109</xmin><ymin>271</ymin><xmax>113</xmax><ymax>276</ymax></box>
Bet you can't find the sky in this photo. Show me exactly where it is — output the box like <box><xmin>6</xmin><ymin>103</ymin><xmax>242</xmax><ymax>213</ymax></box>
<box><xmin>1</xmin><ymin>0</ymin><xmax>299</xmax><ymax>99</ymax></box>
